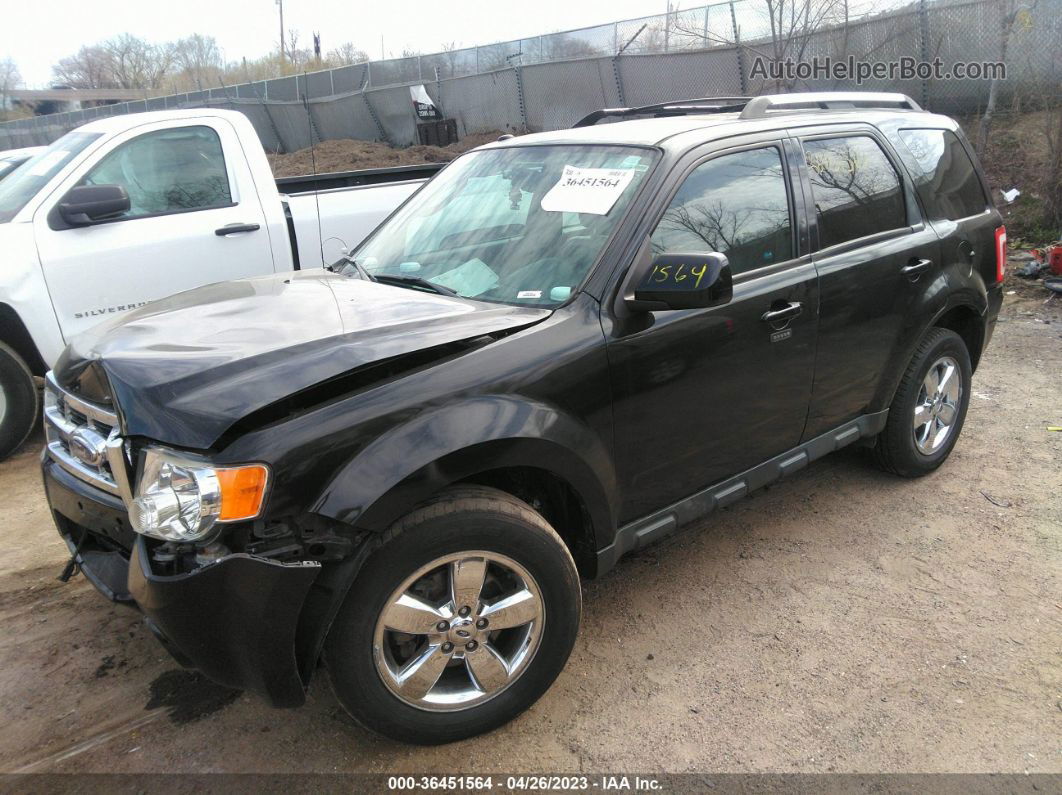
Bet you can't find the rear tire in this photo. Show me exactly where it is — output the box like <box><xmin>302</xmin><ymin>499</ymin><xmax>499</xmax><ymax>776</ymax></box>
<box><xmin>324</xmin><ymin>485</ymin><xmax>582</xmax><ymax>745</ymax></box>
<box><xmin>0</xmin><ymin>342</ymin><xmax>39</xmax><ymax>461</ymax></box>
<box><xmin>874</xmin><ymin>327</ymin><xmax>972</xmax><ymax>477</ymax></box>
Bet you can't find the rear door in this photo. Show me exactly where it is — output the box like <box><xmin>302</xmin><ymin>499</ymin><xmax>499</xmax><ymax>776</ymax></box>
<box><xmin>605</xmin><ymin>135</ymin><xmax>818</xmax><ymax>523</ymax></box>
<box><xmin>792</xmin><ymin>125</ymin><xmax>942</xmax><ymax>439</ymax></box>
<box><xmin>33</xmin><ymin>117</ymin><xmax>277</xmax><ymax>341</ymax></box>
<box><xmin>888</xmin><ymin>126</ymin><xmax>1000</xmax><ymax>291</ymax></box>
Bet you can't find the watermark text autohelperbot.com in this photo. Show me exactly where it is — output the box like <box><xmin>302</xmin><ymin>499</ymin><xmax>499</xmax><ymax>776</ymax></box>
<box><xmin>750</xmin><ymin>55</ymin><xmax>1006</xmax><ymax>84</ymax></box>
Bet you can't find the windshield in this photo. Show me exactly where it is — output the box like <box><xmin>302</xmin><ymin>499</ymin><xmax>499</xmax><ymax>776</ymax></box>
<box><xmin>351</xmin><ymin>144</ymin><xmax>657</xmax><ymax>307</ymax></box>
<box><xmin>0</xmin><ymin>132</ymin><xmax>102</xmax><ymax>224</ymax></box>
<box><xmin>0</xmin><ymin>157</ymin><xmax>31</xmax><ymax>182</ymax></box>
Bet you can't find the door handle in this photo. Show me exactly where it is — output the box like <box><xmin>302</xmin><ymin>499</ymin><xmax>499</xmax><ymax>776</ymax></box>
<box><xmin>901</xmin><ymin>258</ymin><xmax>933</xmax><ymax>278</ymax></box>
<box><xmin>215</xmin><ymin>223</ymin><xmax>261</xmax><ymax>236</ymax></box>
<box><xmin>760</xmin><ymin>302</ymin><xmax>803</xmax><ymax>324</ymax></box>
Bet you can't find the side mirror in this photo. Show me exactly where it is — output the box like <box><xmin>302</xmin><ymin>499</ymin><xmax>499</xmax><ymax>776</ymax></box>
<box><xmin>630</xmin><ymin>252</ymin><xmax>733</xmax><ymax>311</ymax></box>
<box><xmin>58</xmin><ymin>184</ymin><xmax>130</xmax><ymax>226</ymax></box>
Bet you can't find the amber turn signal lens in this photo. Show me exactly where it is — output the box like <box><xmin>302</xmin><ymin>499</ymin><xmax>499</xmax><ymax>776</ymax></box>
<box><xmin>217</xmin><ymin>465</ymin><xmax>270</xmax><ymax>521</ymax></box>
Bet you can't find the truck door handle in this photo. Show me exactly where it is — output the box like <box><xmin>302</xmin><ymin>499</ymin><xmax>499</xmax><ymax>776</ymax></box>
<box><xmin>760</xmin><ymin>302</ymin><xmax>803</xmax><ymax>324</ymax></box>
<box><xmin>215</xmin><ymin>223</ymin><xmax>261</xmax><ymax>236</ymax></box>
<box><xmin>901</xmin><ymin>258</ymin><xmax>933</xmax><ymax>278</ymax></box>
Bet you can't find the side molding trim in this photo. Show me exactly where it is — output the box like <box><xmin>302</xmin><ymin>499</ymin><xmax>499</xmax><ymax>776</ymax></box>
<box><xmin>595</xmin><ymin>410</ymin><xmax>889</xmax><ymax>575</ymax></box>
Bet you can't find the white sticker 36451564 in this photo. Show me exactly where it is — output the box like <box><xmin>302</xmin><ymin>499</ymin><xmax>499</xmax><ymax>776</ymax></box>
<box><xmin>540</xmin><ymin>165</ymin><xmax>635</xmax><ymax>216</ymax></box>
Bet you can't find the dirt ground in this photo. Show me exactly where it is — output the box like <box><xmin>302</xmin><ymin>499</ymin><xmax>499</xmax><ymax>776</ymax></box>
<box><xmin>0</xmin><ymin>270</ymin><xmax>1058</xmax><ymax>775</ymax></box>
<box><xmin>267</xmin><ymin>132</ymin><xmax>506</xmax><ymax>177</ymax></box>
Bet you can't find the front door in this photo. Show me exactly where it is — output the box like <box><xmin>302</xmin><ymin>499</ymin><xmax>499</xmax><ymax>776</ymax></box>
<box><xmin>33</xmin><ymin>118</ymin><xmax>276</xmax><ymax>342</ymax></box>
<box><xmin>606</xmin><ymin>140</ymin><xmax>818</xmax><ymax>524</ymax></box>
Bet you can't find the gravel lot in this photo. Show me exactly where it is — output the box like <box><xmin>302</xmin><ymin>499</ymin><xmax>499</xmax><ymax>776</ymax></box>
<box><xmin>0</xmin><ymin>282</ymin><xmax>1058</xmax><ymax>775</ymax></box>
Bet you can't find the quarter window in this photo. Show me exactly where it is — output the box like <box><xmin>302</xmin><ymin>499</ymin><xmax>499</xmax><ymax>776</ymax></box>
<box><xmin>897</xmin><ymin>128</ymin><xmax>988</xmax><ymax>221</ymax></box>
<box><xmin>650</xmin><ymin>146</ymin><xmax>793</xmax><ymax>275</ymax></box>
<box><xmin>803</xmin><ymin>136</ymin><xmax>906</xmax><ymax>249</ymax></box>
<box><xmin>79</xmin><ymin>126</ymin><xmax>231</xmax><ymax>220</ymax></box>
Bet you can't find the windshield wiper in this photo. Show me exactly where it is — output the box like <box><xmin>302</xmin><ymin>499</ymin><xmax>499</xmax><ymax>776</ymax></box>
<box><xmin>334</xmin><ymin>255</ymin><xmax>376</xmax><ymax>282</ymax></box>
<box><xmin>374</xmin><ymin>274</ymin><xmax>459</xmax><ymax>297</ymax></box>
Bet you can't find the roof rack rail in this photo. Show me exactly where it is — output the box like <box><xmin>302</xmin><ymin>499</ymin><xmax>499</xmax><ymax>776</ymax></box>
<box><xmin>738</xmin><ymin>92</ymin><xmax>922</xmax><ymax>119</ymax></box>
<box><xmin>572</xmin><ymin>97</ymin><xmax>752</xmax><ymax>127</ymax></box>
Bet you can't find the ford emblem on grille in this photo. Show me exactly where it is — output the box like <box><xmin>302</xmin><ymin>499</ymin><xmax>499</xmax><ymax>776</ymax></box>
<box><xmin>69</xmin><ymin>427</ymin><xmax>108</xmax><ymax>469</ymax></box>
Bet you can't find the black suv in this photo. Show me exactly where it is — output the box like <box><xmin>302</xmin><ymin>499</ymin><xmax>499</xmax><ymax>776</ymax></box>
<box><xmin>42</xmin><ymin>92</ymin><xmax>1005</xmax><ymax>744</ymax></box>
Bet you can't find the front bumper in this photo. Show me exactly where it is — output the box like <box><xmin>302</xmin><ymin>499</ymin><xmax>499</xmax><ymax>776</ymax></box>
<box><xmin>43</xmin><ymin>457</ymin><xmax>322</xmax><ymax>707</ymax></box>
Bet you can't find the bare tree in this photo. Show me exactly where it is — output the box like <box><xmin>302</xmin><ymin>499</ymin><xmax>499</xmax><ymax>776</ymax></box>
<box><xmin>326</xmin><ymin>43</ymin><xmax>370</xmax><ymax>66</ymax></box>
<box><xmin>53</xmin><ymin>45</ymin><xmax>115</xmax><ymax>89</ymax></box>
<box><xmin>172</xmin><ymin>34</ymin><xmax>223</xmax><ymax>91</ymax></box>
<box><xmin>103</xmin><ymin>34</ymin><xmax>172</xmax><ymax>89</ymax></box>
<box><xmin>285</xmin><ymin>28</ymin><xmax>301</xmax><ymax>66</ymax></box>
<box><xmin>0</xmin><ymin>57</ymin><xmax>21</xmax><ymax>116</ymax></box>
<box><xmin>669</xmin><ymin>0</ymin><xmax>854</xmax><ymax>90</ymax></box>
<box><xmin>976</xmin><ymin>0</ymin><xmax>1039</xmax><ymax>155</ymax></box>
<box><xmin>52</xmin><ymin>35</ymin><xmax>170</xmax><ymax>91</ymax></box>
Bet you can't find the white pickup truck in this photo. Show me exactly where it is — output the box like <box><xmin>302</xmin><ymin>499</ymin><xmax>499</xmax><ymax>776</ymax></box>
<box><xmin>0</xmin><ymin>108</ymin><xmax>442</xmax><ymax>459</ymax></box>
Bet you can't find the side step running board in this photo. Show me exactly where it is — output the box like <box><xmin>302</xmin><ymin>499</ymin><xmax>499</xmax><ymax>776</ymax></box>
<box><xmin>596</xmin><ymin>410</ymin><xmax>889</xmax><ymax>575</ymax></box>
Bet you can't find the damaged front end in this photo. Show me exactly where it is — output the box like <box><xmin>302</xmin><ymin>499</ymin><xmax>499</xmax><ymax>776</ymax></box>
<box><xmin>41</xmin><ymin>370</ymin><xmax>360</xmax><ymax>707</ymax></box>
<box><xmin>129</xmin><ymin>537</ymin><xmax>319</xmax><ymax>707</ymax></box>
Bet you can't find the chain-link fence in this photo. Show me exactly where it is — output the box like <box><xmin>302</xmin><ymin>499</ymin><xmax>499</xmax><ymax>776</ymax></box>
<box><xmin>1</xmin><ymin>0</ymin><xmax>1059</xmax><ymax>152</ymax></box>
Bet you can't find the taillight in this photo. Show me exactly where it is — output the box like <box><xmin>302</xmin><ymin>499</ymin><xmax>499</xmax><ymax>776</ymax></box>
<box><xmin>994</xmin><ymin>226</ymin><xmax>1007</xmax><ymax>282</ymax></box>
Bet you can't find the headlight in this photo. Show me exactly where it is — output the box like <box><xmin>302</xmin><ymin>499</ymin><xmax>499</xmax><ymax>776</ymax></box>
<box><xmin>128</xmin><ymin>448</ymin><xmax>269</xmax><ymax>542</ymax></box>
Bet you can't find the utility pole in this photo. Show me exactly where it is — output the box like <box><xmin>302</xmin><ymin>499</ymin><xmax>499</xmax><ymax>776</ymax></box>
<box><xmin>277</xmin><ymin>0</ymin><xmax>286</xmax><ymax>63</ymax></box>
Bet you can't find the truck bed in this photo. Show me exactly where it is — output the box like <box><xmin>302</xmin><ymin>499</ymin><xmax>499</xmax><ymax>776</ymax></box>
<box><xmin>275</xmin><ymin>163</ymin><xmax>445</xmax><ymax>196</ymax></box>
<box><xmin>279</xmin><ymin>163</ymin><xmax>447</xmax><ymax>267</ymax></box>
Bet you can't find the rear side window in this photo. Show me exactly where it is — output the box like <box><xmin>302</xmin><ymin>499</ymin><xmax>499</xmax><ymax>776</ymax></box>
<box><xmin>79</xmin><ymin>126</ymin><xmax>231</xmax><ymax>219</ymax></box>
<box><xmin>803</xmin><ymin>136</ymin><xmax>906</xmax><ymax>249</ymax></box>
<box><xmin>650</xmin><ymin>146</ymin><xmax>793</xmax><ymax>275</ymax></box>
<box><xmin>897</xmin><ymin>128</ymin><xmax>988</xmax><ymax>220</ymax></box>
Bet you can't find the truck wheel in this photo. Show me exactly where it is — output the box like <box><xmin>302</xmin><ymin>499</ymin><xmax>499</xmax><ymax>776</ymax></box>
<box><xmin>874</xmin><ymin>327</ymin><xmax>972</xmax><ymax>477</ymax></box>
<box><xmin>0</xmin><ymin>341</ymin><xmax>39</xmax><ymax>461</ymax></box>
<box><xmin>324</xmin><ymin>485</ymin><xmax>581</xmax><ymax>745</ymax></box>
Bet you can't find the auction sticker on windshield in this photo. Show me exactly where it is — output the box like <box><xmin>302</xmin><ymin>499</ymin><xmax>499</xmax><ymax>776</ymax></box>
<box><xmin>540</xmin><ymin>165</ymin><xmax>636</xmax><ymax>215</ymax></box>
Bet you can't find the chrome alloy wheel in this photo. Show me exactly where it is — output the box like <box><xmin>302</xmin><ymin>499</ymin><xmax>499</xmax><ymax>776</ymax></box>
<box><xmin>372</xmin><ymin>551</ymin><xmax>544</xmax><ymax>711</ymax></box>
<box><xmin>913</xmin><ymin>355</ymin><xmax>962</xmax><ymax>455</ymax></box>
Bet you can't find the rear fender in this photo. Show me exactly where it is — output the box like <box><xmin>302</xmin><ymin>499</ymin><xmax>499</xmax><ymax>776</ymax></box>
<box><xmin>871</xmin><ymin>281</ymin><xmax>988</xmax><ymax>413</ymax></box>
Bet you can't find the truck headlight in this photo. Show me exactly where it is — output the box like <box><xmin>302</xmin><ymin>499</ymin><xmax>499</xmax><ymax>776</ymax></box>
<box><xmin>128</xmin><ymin>448</ymin><xmax>269</xmax><ymax>542</ymax></box>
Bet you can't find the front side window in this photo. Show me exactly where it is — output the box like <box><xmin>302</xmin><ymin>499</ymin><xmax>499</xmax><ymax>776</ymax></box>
<box><xmin>803</xmin><ymin>136</ymin><xmax>906</xmax><ymax>249</ymax></box>
<box><xmin>650</xmin><ymin>146</ymin><xmax>793</xmax><ymax>275</ymax></box>
<box><xmin>80</xmin><ymin>126</ymin><xmax>231</xmax><ymax>219</ymax></box>
<box><xmin>354</xmin><ymin>145</ymin><xmax>657</xmax><ymax>307</ymax></box>
<box><xmin>897</xmin><ymin>128</ymin><xmax>988</xmax><ymax>221</ymax></box>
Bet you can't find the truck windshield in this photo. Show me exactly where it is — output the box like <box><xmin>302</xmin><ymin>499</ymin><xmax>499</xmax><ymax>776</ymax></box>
<box><xmin>0</xmin><ymin>132</ymin><xmax>102</xmax><ymax>224</ymax></box>
<box><xmin>352</xmin><ymin>144</ymin><xmax>657</xmax><ymax>307</ymax></box>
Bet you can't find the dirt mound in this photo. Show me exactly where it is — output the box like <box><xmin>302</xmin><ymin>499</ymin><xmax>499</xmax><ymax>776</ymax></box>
<box><xmin>268</xmin><ymin>131</ymin><xmax>508</xmax><ymax>177</ymax></box>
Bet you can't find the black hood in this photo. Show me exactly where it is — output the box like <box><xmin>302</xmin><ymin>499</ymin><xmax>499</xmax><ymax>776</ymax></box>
<box><xmin>55</xmin><ymin>271</ymin><xmax>550</xmax><ymax>449</ymax></box>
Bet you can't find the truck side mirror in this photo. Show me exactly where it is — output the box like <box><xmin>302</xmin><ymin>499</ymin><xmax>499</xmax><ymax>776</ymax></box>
<box><xmin>58</xmin><ymin>184</ymin><xmax>131</xmax><ymax>226</ymax></box>
<box><xmin>628</xmin><ymin>252</ymin><xmax>733</xmax><ymax>311</ymax></box>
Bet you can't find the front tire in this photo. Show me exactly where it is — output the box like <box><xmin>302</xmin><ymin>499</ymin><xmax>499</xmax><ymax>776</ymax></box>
<box><xmin>324</xmin><ymin>486</ymin><xmax>582</xmax><ymax>745</ymax></box>
<box><xmin>0</xmin><ymin>341</ymin><xmax>39</xmax><ymax>461</ymax></box>
<box><xmin>874</xmin><ymin>327</ymin><xmax>972</xmax><ymax>477</ymax></box>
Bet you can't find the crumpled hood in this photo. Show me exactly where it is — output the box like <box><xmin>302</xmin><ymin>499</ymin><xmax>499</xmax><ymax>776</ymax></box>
<box><xmin>55</xmin><ymin>270</ymin><xmax>550</xmax><ymax>449</ymax></box>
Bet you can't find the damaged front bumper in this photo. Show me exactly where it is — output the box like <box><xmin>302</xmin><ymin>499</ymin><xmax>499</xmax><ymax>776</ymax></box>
<box><xmin>43</xmin><ymin>457</ymin><xmax>321</xmax><ymax>708</ymax></box>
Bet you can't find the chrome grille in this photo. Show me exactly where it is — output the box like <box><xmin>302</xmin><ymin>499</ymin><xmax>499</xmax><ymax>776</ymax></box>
<box><xmin>43</xmin><ymin>371</ymin><xmax>131</xmax><ymax>502</ymax></box>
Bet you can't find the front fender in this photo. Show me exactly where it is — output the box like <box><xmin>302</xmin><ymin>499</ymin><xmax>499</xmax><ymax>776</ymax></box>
<box><xmin>311</xmin><ymin>395</ymin><xmax>617</xmax><ymax>550</ymax></box>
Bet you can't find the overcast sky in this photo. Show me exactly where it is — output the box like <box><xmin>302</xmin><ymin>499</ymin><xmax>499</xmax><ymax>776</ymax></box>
<box><xmin>3</xmin><ymin>0</ymin><xmax>676</xmax><ymax>86</ymax></box>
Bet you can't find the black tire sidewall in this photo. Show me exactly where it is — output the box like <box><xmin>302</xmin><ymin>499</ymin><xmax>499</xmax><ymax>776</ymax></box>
<box><xmin>324</xmin><ymin>497</ymin><xmax>581</xmax><ymax>745</ymax></box>
<box><xmin>885</xmin><ymin>329</ymin><xmax>972</xmax><ymax>475</ymax></box>
<box><xmin>0</xmin><ymin>344</ymin><xmax>38</xmax><ymax>460</ymax></box>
